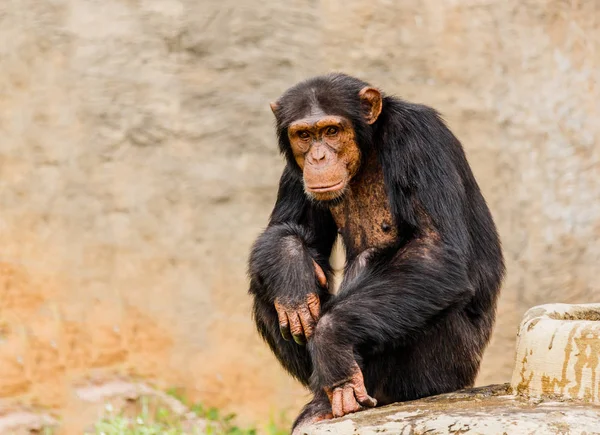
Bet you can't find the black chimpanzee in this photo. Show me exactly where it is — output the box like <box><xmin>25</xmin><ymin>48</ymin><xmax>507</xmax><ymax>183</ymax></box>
<box><xmin>248</xmin><ymin>73</ymin><xmax>504</xmax><ymax>432</ymax></box>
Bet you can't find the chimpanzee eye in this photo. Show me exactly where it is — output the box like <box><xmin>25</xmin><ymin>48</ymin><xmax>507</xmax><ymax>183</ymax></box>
<box><xmin>326</xmin><ymin>126</ymin><xmax>339</xmax><ymax>136</ymax></box>
<box><xmin>298</xmin><ymin>131</ymin><xmax>310</xmax><ymax>140</ymax></box>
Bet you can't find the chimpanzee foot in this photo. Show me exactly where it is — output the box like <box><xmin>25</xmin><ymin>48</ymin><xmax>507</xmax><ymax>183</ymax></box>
<box><xmin>291</xmin><ymin>411</ymin><xmax>333</xmax><ymax>435</ymax></box>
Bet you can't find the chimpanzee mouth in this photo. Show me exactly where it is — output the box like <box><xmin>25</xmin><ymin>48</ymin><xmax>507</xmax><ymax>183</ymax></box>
<box><xmin>306</xmin><ymin>180</ymin><xmax>346</xmax><ymax>193</ymax></box>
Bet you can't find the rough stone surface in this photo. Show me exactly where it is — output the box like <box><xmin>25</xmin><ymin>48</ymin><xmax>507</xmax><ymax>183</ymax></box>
<box><xmin>302</xmin><ymin>385</ymin><xmax>600</xmax><ymax>435</ymax></box>
<box><xmin>0</xmin><ymin>0</ymin><xmax>599</xmax><ymax>428</ymax></box>
<box><xmin>512</xmin><ymin>303</ymin><xmax>600</xmax><ymax>402</ymax></box>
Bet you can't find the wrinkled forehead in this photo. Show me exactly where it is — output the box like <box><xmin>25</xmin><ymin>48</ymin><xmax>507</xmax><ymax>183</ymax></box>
<box><xmin>277</xmin><ymin>86</ymin><xmax>358</xmax><ymax>127</ymax></box>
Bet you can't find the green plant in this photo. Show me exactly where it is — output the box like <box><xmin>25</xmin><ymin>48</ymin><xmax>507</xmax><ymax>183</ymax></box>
<box><xmin>90</xmin><ymin>398</ymin><xmax>199</xmax><ymax>435</ymax></box>
<box><xmin>263</xmin><ymin>414</ymin><xmax>289</xmax><ymax>435</ymax></box>
<box><xmin>188</xmin><ymin>402</ymin><xmax>256</xmax><ymax>435</ymax></box>
<box><xmin>90</xmin><ymin>391</ymin><xmax>289</xmax><ymax>435</ymax></box>
<box><xmin>165</xmin><ymin>388</ymin><xmax>288</xmax><ymax>435</ymax></box>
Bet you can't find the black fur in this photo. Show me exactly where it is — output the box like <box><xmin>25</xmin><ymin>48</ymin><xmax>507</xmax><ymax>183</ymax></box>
<box><xmin>248</xmin><ymin>73</ymin><xmax>504</xmax><ymax>430</ymax></box>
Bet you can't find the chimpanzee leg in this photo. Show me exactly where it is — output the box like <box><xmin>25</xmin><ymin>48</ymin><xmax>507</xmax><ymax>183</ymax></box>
<box><xmin>308</xmin><ymin>245</ymin><xmax>475</xmax><ymax>416</ymax></box>
<box><xmin>308</xmin><ymin>297</ymin><xmax>481</xmax><ymax>416</ymax></box>
<box><xmin>359</xmin><ymin>310</ymin><xmax>482</xmax><ymax>405</ymax></box>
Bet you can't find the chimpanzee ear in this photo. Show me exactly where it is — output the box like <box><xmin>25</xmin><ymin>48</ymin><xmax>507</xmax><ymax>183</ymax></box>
<box><xmin>270</xmin><ymin>101</ymin><xmax>279</xmax><ymax>116</ymax></box>
<box><xmin>358</xmin><ymin>87</ymin><xmax>382</xmax><ymax>124</ymax></box>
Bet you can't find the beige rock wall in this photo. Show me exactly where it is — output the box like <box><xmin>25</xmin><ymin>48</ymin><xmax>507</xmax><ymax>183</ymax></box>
<box><xmin>0</xmin><ymin>0</ymin><xmax>599</xmax><ymax>428</ymax></box>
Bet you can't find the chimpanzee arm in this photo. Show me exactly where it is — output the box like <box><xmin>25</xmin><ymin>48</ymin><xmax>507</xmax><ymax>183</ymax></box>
<box><xmin>248</xmin><ymin>166</ymin><xmax>337</xmax><ymax>384</ymax></box>
<box><xmin>249</xmin><ymin>166</ymin><xmax>337</xmax><ymax>304</ymax></box>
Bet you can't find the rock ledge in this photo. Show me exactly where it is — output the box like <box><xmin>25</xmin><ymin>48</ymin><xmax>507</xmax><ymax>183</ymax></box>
<box><xmin>302</xmin><ymin>384</ymin><xmax>600</xmax><ymax>435</ymax></box>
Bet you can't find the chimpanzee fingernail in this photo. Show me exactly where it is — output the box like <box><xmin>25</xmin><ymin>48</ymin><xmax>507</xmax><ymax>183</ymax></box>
<box><xmin>280</xmin><ymin>327</ymin><xmax>292</xmax><ymax>341</ymax></box>
<box><xmin>293</xmin><ymin>335</ymin><xmax>306</xmax><ymax>345</ymax></box>
<box><xmin>362</xmin><ymin>396</ymin><xmax>377</xmax><ymax>407</ymax></box>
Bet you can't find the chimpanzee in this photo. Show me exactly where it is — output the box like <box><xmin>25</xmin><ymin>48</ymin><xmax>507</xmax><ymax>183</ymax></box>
<box><xmin>248</xmin><ymin>73</ymin><xmax>504</xmax><ymax>432</ymax></box>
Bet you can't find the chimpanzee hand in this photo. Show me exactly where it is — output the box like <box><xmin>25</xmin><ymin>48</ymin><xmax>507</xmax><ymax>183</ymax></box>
<box><xmin>274</xmin><ymin>260</ymin><xmax>326</xmax><ymax>345</ymax></box>
<box><xmin>324</xmin><ymin>362</ymin><xmax>377</xmax><ymax>417</ymax></box>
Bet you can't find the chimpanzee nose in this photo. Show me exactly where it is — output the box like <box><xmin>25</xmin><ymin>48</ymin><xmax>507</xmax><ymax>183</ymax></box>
<box><xmin>311</xmin><ymin>146</ymin><xmax>326</xmax><ymax>164</ymax></box>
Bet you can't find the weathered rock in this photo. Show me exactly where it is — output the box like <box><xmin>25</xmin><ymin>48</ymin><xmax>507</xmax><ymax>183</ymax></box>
<box><xmin>0</xmin><ymin>407</ymin><xmax>57</xmax><ymax>435</ymax></box>
<box><xmin>512</xmin><ymin>303</ymin><xmax>600</xmax><ymax>402</ymax></box>
<box><xmin>302</xmin><ymin>385</ymin><xmax>600</xmax><ymax>435</ymax></box>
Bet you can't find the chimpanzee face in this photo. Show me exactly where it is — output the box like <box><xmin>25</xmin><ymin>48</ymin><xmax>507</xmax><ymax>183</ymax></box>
<box><xmin>274</xmin><ymin>87</ymin><xmax>382</xmax><ymax>201</ymax></box>
<box><xmin>287</xmin><ymin>110</ymin><xmax>361</xmax><ymax>201</ymax></box>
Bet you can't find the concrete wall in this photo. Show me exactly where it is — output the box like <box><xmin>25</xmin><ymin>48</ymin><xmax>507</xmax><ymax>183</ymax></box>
<box><xmin>0</xmin><ymin>0</ymin><xmax>598</xmax><ymax>427</ymax></box>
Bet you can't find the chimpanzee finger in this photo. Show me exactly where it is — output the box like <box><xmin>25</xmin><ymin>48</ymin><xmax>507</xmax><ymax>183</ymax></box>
<box><xmin>313</xmin><ymin>260</ymin><xmax>327</xmax><ymax>288</ymax></box>
<box><xmin>297</xmin><ymin>305</ymin><xmax>315</xmax><ymax>339</ymax></box>
<box><xmin>342</xmin><ymin>386</ymin><xmax>360</xmax><ymax>415</ymax></box>
<box><xmin>306</xmin><ymin>293</ymin><xmax>321</xmax><ymax>321</ymax></box>
<box><xmin>288</xmin><ymin>311</ymin><xmax>306</xmax><ymax>345</ymax></box>
<box><xmin>354</xmin><ymin>385</ymin><xmax>377</xmax><ymax>408</ymax></box>
<box><xmin>331</xmin><ymin>388</ymin><xmax>343</xmax><ymax>418</ymax></box>
<box><xmin>274</xmin><ymin>300</ymin><xmax>292</xmax><ymax>341</ymax></box>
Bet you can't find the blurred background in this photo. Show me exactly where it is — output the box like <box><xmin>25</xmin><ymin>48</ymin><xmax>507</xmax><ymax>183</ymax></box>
<box><xmin>0</xmin><ymin>0</ymin><xmax>599</xmax><ymax>432</ymax></box>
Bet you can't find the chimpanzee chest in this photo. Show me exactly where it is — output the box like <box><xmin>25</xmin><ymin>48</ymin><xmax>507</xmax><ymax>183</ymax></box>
<box><xmin>329</xmin><ymin>163</ymin><xmax>398</xmax><ymax>258</ymax></box>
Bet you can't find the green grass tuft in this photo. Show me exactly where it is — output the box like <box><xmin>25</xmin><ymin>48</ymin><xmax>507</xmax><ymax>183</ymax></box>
<box><xmin>89</xmin><ymin>392</ymin><xmax>289</xmax><ymax>435</ymax></box>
